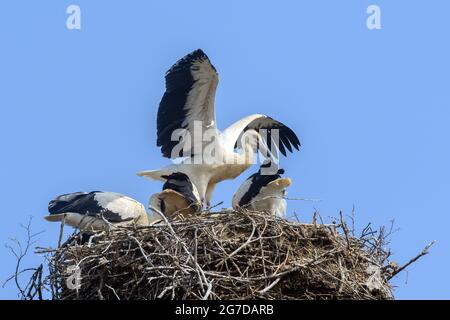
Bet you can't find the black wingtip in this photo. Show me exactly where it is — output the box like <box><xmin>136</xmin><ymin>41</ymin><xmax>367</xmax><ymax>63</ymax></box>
<box><xmin>184</xmin><ymin>49</ymin><xmax>209</xmax><ymax>62</ymax></box>
<box><xmin>166</xmin><ymin>49</ymin><xmax>212</xmax><ymax>75</ymax></box>
<box><xmin>192</xmin><ymin>48</ymin><xmax>207</xmax><ymax>56</ymax></box>
<box><xmin>292</xmin><ymin>134</ymin><xmax>301</xmax><ymax>150</ymax></box>
<box><xmin>292</xmin><ymin>142</ymin><xmax>300</xmax><ymax>151</ymax></box>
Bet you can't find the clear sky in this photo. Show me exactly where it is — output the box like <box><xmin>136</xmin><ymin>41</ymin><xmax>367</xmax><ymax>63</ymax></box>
<box><xmin>0</xmin><ymin>0</ymin><xmax>449</xmax><ymax>299</ymax></box>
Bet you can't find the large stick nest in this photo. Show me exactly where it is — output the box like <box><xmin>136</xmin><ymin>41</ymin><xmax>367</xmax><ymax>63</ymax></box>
<box><xmin>44</xmin><ymin>210</ymin><xmax>396</xmax><ymax>300</ymax></box>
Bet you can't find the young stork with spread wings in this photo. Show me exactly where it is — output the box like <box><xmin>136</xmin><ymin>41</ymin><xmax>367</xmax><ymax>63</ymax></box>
<box><xmin>138</xmin><ymin>49</ymin><xmax>300</xmax><ymax>207</ymax></box>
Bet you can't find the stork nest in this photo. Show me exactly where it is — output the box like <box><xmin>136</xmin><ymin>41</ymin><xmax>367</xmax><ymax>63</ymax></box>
<box><xmin>33</xmin><ymin>210</ymin><xmax>405</xmax><ymax>300</ymax></box>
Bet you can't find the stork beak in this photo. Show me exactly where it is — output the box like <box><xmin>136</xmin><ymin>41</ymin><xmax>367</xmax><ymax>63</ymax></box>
<box><xmin>268</xmin><ymin>177</ymin><xmax>292</xmax><ymax>189</ymax></box>
<box><xmin>278</xmin><ymin>178</ymin><xmax>292</xmax><ymax>188</ymax></box>
<box><xmin>136</xmin><ymin>171</ymin><xmax>149</xmax><ymax>177</ymax></box>
<box><xmin>44</xmin><ymin>213</ymin><xmax>66</xmax><ymax>222</ymax></box>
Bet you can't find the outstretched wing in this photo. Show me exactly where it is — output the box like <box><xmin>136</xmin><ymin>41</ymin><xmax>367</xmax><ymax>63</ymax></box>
<box><xmin>157</xmin><ymin>49</ymin><xmax>219</xmax><ymax>158</ymax></box>
<box><xmin>221</xmin><ymin>114</ymin><xmax>301</xmax><ymax>157</ymax></box>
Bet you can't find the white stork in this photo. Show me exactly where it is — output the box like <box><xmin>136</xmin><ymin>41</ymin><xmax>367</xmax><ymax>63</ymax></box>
<box><xmin>138</xmin><ymin>49</ymin><xmax>300</xmax><ymax>207</ymax></box>
<box><xmin>232</xmin><ymin>163</ymin><xmax>292</xmax><ymax>217</ymax></box>
<box><xmin>149</xmin><ymin>172</ymin><xmax>202</xmax><ymax>220</ymax></box>
<box><xmin>44</xmin><ymin>191</ymin><xmax>149</xmax><ymax>231</ymax></box>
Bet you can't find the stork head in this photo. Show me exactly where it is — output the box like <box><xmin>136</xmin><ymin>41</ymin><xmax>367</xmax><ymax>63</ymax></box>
<box><xmin>259</xmin><ymin>160</ymin><xmax>282</xmax><ymax>176</ymax></box>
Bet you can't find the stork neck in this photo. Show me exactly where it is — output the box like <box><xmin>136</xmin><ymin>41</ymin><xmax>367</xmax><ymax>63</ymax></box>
<box><xmin>240</xmin><ymin>143</ymin><xmax>256</xmax><ymax>165</ymax></box>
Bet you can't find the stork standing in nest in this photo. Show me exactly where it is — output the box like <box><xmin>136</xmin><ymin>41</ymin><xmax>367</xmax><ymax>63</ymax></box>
<box><xmin>149</xmin><ymin>172</ymin><xmax>202</xmax><ymax>220</ymax></box>
<box><xmin>138</xmin><ymin>49</ymin><xmax>300</xmax><ymax>208</ymax></box>
<box><xmin>232</xmin><ymin>163</ymin><xmax>292</xmax><ymax>217</ymax></box>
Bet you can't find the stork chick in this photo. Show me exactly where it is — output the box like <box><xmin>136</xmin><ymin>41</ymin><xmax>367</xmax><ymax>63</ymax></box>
<box><xmin>149</xmin><ymin>172</ymin><xmax>202</xmax><ymax>220</ymax></box>
<box><xmin>44</xmin><ymin>191</ymin><xmax>149</xmax><ymax>231</ymax></box>
<box><xmin>232</xmin><ymin>164</ymin><xmax>292</xmax><ymax>217</ymax></box>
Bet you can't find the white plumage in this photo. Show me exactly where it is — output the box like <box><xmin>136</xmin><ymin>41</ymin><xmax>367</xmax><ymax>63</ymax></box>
<box><xmin>44</xmin><ymin>191</ymin><xmax>149</xmax><ymax>231</ymax></box>
<box><xmin>232</xmin><ymin>164</ymin><xmax>292</xmax><ymax>217</ymax></box>
<box><xmin>138</xmin><ymin>49</ymin><xmax>300</xmax><ymax>207</ymax></box>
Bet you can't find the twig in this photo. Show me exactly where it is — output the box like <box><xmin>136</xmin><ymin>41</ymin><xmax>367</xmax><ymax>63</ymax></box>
<box><xmin>259</xmin><ymin>277</ymin><xmax>280</xmax><ymax>294</ymax></box>
<box><xmin>387</xmin><ymin>240</ymin><xmax>436</xmax><ymax>280</ymax></box>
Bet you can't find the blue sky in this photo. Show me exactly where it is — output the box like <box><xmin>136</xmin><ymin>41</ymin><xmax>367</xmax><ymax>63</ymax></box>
<box><xmin>0</xmin><ymin>1</ymin><xmax>449</xmax><ymax>299</ymax></box>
